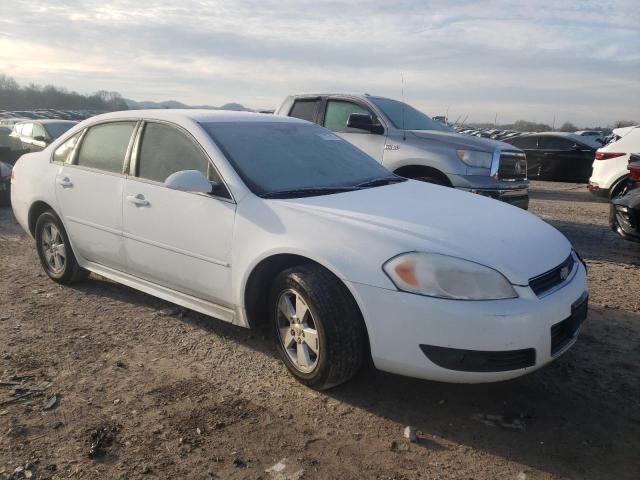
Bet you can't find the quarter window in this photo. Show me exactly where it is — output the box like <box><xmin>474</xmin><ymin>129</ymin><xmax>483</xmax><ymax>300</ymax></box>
<box><xmin>289</xmin><ymin>99</ymin><xmax>320</xmax><ymax>123</ymax></box>
<box><xmin>76</xmin><ymin>122</ymin><xmax>136</xmax><ymax>173</ymax></box>
<box><xmin>53</xmin><ymin>132</ymin><xmax>82</xmax><ymax>163</ymax></box>
<box><xmin>136</xmin><ymin>122</ymin><xmax>210</xmax><ymax>183</ymax></box>
<box><xmin>324</xmin><ymin>100</ymin><xmax>373</xmax><ymax>133</ymax></box>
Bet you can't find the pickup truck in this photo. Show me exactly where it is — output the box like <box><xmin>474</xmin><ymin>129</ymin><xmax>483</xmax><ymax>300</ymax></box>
<box><xmin>276</xmin><ymin>93</ymin><xmax>529</xmax><ymax>209</ymax></box>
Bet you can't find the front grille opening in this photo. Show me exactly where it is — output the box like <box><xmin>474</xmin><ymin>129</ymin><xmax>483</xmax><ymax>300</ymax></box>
<box><xmin>529</xmin><ymin>254</ymin><xmax>575</xmax><ymax>296</ymax></box>
<box><xmin>420</xmin><ymin>345</ymin><xmax>536</xmax><ymax>372</ymax></box>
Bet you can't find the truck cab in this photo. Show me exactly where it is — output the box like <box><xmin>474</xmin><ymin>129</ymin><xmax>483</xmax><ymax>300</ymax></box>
<box><xmin>276</xmin><ymin>93</ymin><xmax>529</xmax><ymax>209</ymax></box>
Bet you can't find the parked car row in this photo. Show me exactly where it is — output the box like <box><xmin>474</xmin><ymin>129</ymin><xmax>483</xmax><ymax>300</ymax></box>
<box><xmin>10</xmin><ymin>108</ymin><xmax>588</xmax><ymax>390</ymax></box>
<box><xmin>0</xmin><ymin>109</ymin><xmax>99</xmax><ymax>122</ymax></box>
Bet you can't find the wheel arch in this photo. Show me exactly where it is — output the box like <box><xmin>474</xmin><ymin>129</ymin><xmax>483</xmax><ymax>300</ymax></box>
<box><xmin>393</xmin><ymin>164</ymin><xmax>452</xmax><ymax>186</ymax></box>
<box><xmin>610</xmin><ymin>174</ymin><xmax>629</xmax><ymax>198</ymax></box>
<box><xmin>28</xmin><ymin>200</ymin><xmax>55</xmax><ymax>237</ymax></box>
<box><xmin>242</xmin><ymin>253</ymin><xmax>370</xmax><ymax>344</ymax></box>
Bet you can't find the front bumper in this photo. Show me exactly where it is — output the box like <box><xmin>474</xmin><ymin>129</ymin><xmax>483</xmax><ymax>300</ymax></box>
<box><xmin>348</xmin><ymin>261</ymin><xmax>588</xmax><ymax>383</ymax></box>
<box><xmin>467</xmin><ymin>187</ymin><xmax>529</xmax><ymax>210</ymax></box>
<box><xmin>449</xmin><ymin>174</ymin><xmax>529</xmax><ymax>209</ymax></box>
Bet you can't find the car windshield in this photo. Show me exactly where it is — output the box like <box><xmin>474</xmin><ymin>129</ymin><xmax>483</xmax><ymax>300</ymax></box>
<box><xmin>44</xmin><ymin>122</ymin><xmax>75</xmax><ymax>139</ymax></box>
<box><xmin>369</xmin><ymin>97</ymin><xmax>455</xmax><ymax>132</ymax></box>
<box><xmin>202</xmin><ymin>121</ymin><xmax>401</xmax><ymax>197</ymax></box>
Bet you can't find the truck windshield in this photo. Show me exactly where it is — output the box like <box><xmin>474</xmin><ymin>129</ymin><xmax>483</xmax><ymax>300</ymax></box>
<box><xmin>202</xmin><ymin>121</ymin><xmax>402</xmax><ymax>197</ymax></box>
<box><xmin>370</xmin><ymin>97</ymin><xmax>455</xmax><ymax>132</ymax></box>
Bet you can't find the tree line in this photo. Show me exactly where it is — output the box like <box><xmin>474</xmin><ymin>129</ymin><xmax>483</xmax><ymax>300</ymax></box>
<box><xmin>0</xmin><ymin>74</ymin><xmax>128</xmax><ymax>111</ymax></box>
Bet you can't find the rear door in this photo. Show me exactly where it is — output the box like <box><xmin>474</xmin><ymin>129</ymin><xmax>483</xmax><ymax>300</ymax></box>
<box><xmin>122</xmin><ymin>121</ymin><xmax>235</xmax><ymax>306</ymax></box>
<box><xmin>322</xmin><ymin>98</ymin><xmax>387</xmax><ymax>162</ymax></box>
<box><xmin>55</xmin><ymin>121</ymin><xmax>137</xmax><ymax>271</ymax></box>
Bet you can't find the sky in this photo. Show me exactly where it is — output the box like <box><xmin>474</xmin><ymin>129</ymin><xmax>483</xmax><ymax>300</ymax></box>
<box><xmin>0</xmin><ymin>0</ymin><xmax>638</xmax><ymax>126</ymax></box>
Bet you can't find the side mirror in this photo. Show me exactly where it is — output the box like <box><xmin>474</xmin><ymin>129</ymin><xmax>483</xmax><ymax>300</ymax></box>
<box><xmin>347</xmin><ymin>113</ymin><xmax>384</xmax><ymax>134</ymax></box>
<box><xmin>164</xmin><ymin>170</ymin><xmax>214</xmax><ymax>194</ymax></box>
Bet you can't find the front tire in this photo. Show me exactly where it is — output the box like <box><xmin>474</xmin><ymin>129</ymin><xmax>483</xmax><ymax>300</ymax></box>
<box><xmin>35</xmin><ymin>211</ymin><xmax>89</xmax><ymax>284</ymax></box>
<box><xmin>269</xmin><ymin>264</ymin><xmax>366</xmax><ymax>390</ymax></box>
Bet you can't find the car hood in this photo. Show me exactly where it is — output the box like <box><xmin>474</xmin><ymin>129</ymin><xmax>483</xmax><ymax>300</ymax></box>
<box><xmin>409</xmin><ymin>130</ymin><xmax>518</xmax><ymax>152</ymax></box>
<box><xmin>272</xmin><ymin>181</ymin><xmax>571</xmax><ymax>286</ymax></box>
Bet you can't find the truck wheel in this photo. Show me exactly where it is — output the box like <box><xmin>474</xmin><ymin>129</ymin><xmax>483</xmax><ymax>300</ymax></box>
<box><xmin>35</xmin><ymin>211</ymin><xmax>89</xmax><ymax>284</ymax></box>
<box><xmin>269</xmin><ymin>264</ymin><xmax>366</xmax><ymax>390</ymax></box>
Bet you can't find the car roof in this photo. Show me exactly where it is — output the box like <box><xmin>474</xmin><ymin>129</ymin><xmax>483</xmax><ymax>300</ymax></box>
<box><xmin>86</xmin><ymin>109</ymin><xmax>304</xmax><ymax>125</ymax></box>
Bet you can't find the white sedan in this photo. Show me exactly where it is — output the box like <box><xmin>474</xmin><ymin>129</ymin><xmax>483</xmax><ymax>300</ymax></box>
<box><xmin>10</xmin><ymin>110</ymin><xmax>588</xmax><ymax>389</ymax></box>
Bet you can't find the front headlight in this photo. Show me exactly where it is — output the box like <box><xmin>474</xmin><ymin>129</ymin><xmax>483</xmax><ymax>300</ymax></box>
<box><xmin>383</xmin><ymin>252</ymin><xmax>517</xmax><ymax>300</ymax></box>
<box><xmin>456</xmin><ymin>149</ymin><xmax>493</xmax><ymax>169</ymax></box>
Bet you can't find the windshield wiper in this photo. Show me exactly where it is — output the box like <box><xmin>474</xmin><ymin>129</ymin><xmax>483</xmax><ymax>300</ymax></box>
<box><xmin>261</xmin><ymin>186</ymin><xmax>357</xmax><ymax>199</ymax></box>
<box><xmin>354</xmin><ymin>176</ymin><xmax>406</xmax><ymax>188</ymax></box>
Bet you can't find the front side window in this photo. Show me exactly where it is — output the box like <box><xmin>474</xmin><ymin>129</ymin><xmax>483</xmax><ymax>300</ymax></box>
<box><xmin>136</xmin><ymin>122</ymin><xmax>210</xmax><ymax>183</ymax></box>
<box><xmin>203</xmin><ymin>121</ymin><xmax>395</xmax><ymax>195</ymax></box>
<box><xmin>76</xmin><ymin>122</ymin><xmax>136</xmax><ymax>173</ymax></box>
<box><xmin>53</xmin><ymin>132</ymin><xmax>82</xmax><ymax>163</ymax></box>
<box><xmin>32</xmin><ymin>123</ymin><xmax>47</xmax><ymax>140</ymax></box>
<box><xmin>324</xmin><ymin>100</ymin><xmax>372</xmax><ymax>133</ymax></box>
<box><xmin>369</xmin><ymin>97</ymin><xmax>455</xmax><ymax>132</ymax></box>
<box><xmin>289</xmin><ymin>99</ymin><xmax>320</xmax><ymax>123</ymax></box>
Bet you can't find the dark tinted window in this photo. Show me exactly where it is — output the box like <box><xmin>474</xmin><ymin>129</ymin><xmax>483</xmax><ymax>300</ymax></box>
<box><xmin>324</xmin><ymin>100</ymin><xmax>372</xmax><ymax>132</ymax></box>
<box><xmin>289</xmin><ymin>99</ymin><xmax>319</xmax><ymax>122</ymax></box>
<box><xmin>76</xmin><ymin>122</ymin><xmax>136</xmax><ymax>173</ymax></box>
<box><xmin>53</xmin><ymin>132</ymin><xmax>82</xmax><ymax>163</ymax></box>
<box><xmin>542</xmin><ymin>136</ymin><xmax>575</xmax><ymax>150</ymax></box>
<box><xmin>508</xmin><ymin>136</ymin><xmax>538</xmax><ymax>149</ymax></box>
<box><xmin>203</xmin><ymin>121</ymin><xmax>393</xmax><ymax>195</ymax></box>
<box><xmin>137</xmin><ymin>122</ymin><xmax>210</xmax><ymax>183</ymax></box>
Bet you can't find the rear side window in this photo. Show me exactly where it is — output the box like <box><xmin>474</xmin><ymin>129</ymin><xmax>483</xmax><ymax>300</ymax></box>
<box><xmin>508</xmin><ymin>136</ymin><xmax>538</xmax><ymax>149</ymax></box>
<box><xmin>542</xmin><ymin>136</ymin><xmax>574</xmax><ymax>150</ymax></box>
<box><xmin>289</xmin><ymin>99</ymin><xmax>320</xmax><ymax>122</ymax></box>
<box><xmin>324</xmin><ymin>100</ymin><xmax>372</xmax><ymax>132</ymax></box>
<box><xmin>76</xmin><ymin>122</ymin><xmax>136</xmax><ymax>173</ymax></box>
<box><xmin>53</xmin><ymin>132</ymin><xmax>82</xmax><ymax>163</ymax></box>
<box><xmin>32</xmin><ymin>123</ymin><xmax>46</xmax><ymax>140</ymax></box>
<box><xmin>136</xmin><ymin>122</ymin><xmax>210</xmax><ymax>183</ymax></box>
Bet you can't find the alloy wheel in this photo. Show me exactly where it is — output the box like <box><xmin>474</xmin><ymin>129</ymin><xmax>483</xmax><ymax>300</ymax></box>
<box><xmin>276</xmin><ymin>289</ymin><xmax>320</xmax><ymax>373</ymax></box>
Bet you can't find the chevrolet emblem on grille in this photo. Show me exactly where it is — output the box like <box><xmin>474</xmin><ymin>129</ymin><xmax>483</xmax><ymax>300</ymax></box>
<box><xmin>560</xmin><ymin>266</ymin><xmax>570</xmax><ymax>281</ymax></box>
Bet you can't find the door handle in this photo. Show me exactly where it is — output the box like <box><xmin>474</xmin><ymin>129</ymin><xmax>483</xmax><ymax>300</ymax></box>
<box><xmin>57</xmin><ymin>177</ymin><xmax>73</xmax><ymax>188</ymax></box>
<box><xmin>127</xmin><ymin>194</ymin><xmax>150</xmax><ymax>207</ymax></box>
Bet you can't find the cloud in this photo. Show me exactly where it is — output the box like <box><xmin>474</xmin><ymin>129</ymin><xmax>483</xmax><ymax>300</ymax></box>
<box><xmin>0</xmin><ymin>0</ymin><xmax>638</xmax><ymax>125</ymax></box>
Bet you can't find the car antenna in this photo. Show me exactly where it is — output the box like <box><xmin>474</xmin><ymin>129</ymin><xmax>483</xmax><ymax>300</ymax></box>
<box><xmin>401</xmin><ymin>73</ymin><xmax>406</xmax><ymax>141</ymax></box>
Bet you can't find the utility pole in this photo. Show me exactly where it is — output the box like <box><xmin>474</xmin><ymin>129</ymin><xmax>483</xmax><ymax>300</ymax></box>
<box><xmin>494</xmin><ymin>113</ymin><xmax>498</xmax><ymax>127</ymax></box>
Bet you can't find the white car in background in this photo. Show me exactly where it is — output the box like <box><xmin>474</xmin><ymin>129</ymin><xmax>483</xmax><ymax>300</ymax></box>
<box><xmin>11</xmin><ymin>110</ymin><xmax>588</xmax><ymax>390</ymax></box>
<box><xmin>589</xmin><ymin>126</ymin><xmax>640</xmax><ymax>198</ymax></box>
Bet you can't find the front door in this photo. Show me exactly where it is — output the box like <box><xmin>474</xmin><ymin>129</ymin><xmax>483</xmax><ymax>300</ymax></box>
<box><xmin>323</xmin><ymin>99</ymin><xmax>387</xmax><ymax>162</ymax></box>
<box><xmin>122</xmin><ymin>121</ymin><xmax>235</xmax><ymax>306</ymax></box>
<box><xmin>54</xmin><ymin>121</ymin><xmax>137</xmax><ymax>271</ymax></box>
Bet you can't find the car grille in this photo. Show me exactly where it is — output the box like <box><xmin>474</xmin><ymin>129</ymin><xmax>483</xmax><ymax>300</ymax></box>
<box><xmin>498</xmin><ymin>151</ymin><xmax>527</xmax><ymax>180</ymax></box>
<box><xmin>529</xmin><ymin>254</ymin><xmax>575</xmax><ymax>296</ymax></box>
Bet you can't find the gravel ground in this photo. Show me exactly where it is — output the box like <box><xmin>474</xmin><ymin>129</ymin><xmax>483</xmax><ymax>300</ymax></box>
<box><xmin>1</xmin><ymin>180</ymin><xmax>639</xmax><ymax>480</ymax></box>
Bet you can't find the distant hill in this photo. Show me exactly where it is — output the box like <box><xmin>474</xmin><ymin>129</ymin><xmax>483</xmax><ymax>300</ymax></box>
<box><xmin>124</xmin><ymin>98</ymin><xmax>254</xmax><ymax>111</ymax></box>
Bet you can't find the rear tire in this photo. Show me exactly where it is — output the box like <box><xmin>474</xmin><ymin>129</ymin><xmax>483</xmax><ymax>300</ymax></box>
<box><xmin>35</xmin><ymin>211</ymin><xmax>89</xmax><ymax>284</ymax></box>
<box><xmin>269</xmin><ymin>264</ymin><xmax>366</xmax><ymax>390</ymax></box>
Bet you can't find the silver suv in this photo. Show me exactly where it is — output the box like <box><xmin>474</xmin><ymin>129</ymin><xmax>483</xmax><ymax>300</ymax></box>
<box><xmin>276</xmin><ymin>94</ymin><xmax>529</xmax><ymax>209</ymax></box>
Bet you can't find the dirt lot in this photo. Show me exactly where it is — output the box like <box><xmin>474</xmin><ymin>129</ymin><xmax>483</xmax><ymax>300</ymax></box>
<box><xmin>1</xmin><ymin>181</ymin><xmax>639</xmax><ymax>480</ymax></box>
